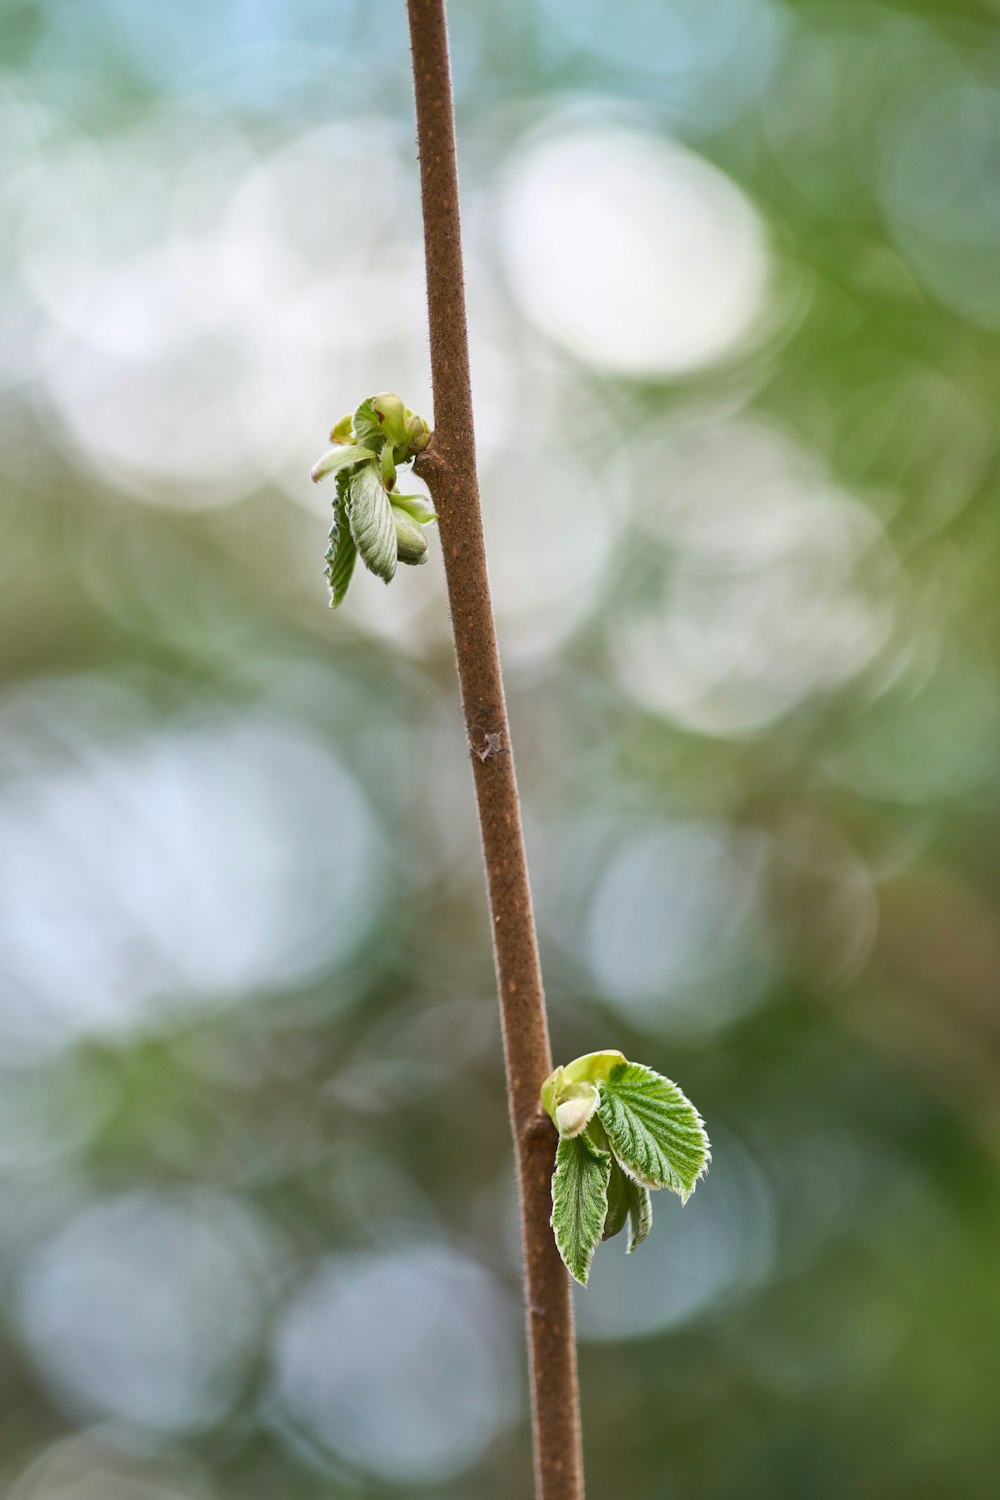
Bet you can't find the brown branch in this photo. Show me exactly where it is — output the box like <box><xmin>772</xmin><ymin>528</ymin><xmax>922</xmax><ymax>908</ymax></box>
<box><xmin>405</xmin><ymin>2</ymin><xmax>585</xmax><ymax>1495</ymax></box>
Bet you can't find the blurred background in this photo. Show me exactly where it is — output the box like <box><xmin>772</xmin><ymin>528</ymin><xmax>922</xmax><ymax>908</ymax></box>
<box><xmin>2</xmin><ymin>0</ymin><xmax>999</xmax><ymax>1495</ymax></box>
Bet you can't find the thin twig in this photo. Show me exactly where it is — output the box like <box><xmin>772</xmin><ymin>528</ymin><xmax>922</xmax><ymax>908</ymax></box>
<box><xmin>405</xmin><ymin>2</ymin><xmax>585</xmax><ymax>1495</ymax></box>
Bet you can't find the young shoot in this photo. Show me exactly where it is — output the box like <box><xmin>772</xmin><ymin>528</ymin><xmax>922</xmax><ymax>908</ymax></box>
<box><xmin>311</xmin><ymin>393</ymin><xmax>434</xmax><ymax>607</ymax></box>
<box><xmin>541</xmin><ymin>1050</ymin><xmax>711</xmax><ymax>1286</ymax></box>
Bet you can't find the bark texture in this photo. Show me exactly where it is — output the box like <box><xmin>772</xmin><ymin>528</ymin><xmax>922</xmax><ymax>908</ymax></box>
<box><xmin>405</xmin><ymin>2</ymin><xmax>585</xmax><ymax>1496</ymax></box>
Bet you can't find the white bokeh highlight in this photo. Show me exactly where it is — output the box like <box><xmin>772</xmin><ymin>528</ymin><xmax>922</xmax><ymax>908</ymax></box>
<box><xmin>500</xmin><ymin>121</ymin><xmax>770</xmax><ymax>376</ymax></box>
<box><xmin>577</xmin><ymin>1131</ymin><xmax>774</xmax><ymax>1339</ymax></box>
<box><xmin>17</xmin><ymin>112</ymin><xmax>430</xmax><ymax>510</ymax></box>
<box><xmin>613</xmin><ymin>418</ymin><xmax>897</xmax><ymax>735</ymax></box>
<box><xmin>586</xmin><ymin>821</ymin><xmax>773</xmax><ymax>1034</ymax></box>
<box><xmin>271</xmin><ymin>1247</ymin><xmax>519</xmax><ymax>1483</ymax></box>
<box><xmin>9</xmin><ymin>1430</ymin><xmax>209</xmax><ymax>1500</ymax></box>
<box><xmin>16</xmin><ymin>1190</ymin><xmax>275</xmax><ymax>1432</ymax></box>
<box><xmin>0</xmin><ymin>677</ymin><xmax>382</xmax><ymax>1058</ymax></box>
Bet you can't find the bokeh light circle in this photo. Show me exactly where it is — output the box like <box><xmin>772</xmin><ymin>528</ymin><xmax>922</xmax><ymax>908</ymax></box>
<box><xmin>500</xmin><ymin>121</ymin><xmax>770</xmax><ymax>376</ymax></box>
<box><xmin>16</xmin><ymin>1190</ymin><xmax>275</xmax><ymax>1432</ymax></box>
<box><xmin>271</xmin><ymin>1247</ymin><xmax>519</xmax><ymax>1483</ymax></box>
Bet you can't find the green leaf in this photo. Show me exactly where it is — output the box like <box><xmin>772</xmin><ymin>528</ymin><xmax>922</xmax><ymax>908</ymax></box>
<box><xmin>602</xmin><ymin>1156</ymin><xmax>629</xmax><ymax>1242</ymax></box>
<box><xmin>310</xmin><ymin>443</ymin><xmax>375</xmax><ymax>483</ymax></box>
<box><xmin>624</xmin><ymin>1175</ymin><xmax>652</xmax><ymax>1253</ymax></box>
<box><xmin>325</xmin><ymin>481</ymin><xmax>358</xmax><ymax>608</ymax></box>
<box><xmin>390</xmin><ymin>493</ymin><xmax>436</xmax><ymax>525</ymax></box>
<box><xmin>348</xmin><ymin>463</ymin><xmax>397</xmax><ymax>583</ymax></box>
<box><xmin>551</xmin><ymin>1132</ymin><xmax>611</xmax><ymax>1286</ymax></box>
<box><xmin>598</xmin><ymin>1061</ymin><xmax>710</xmax><ymax>1200</ymax></box>
<box><xmin>562</xmin><ymin>1050</ymin><xmax>627</xmax><ymax>1087</ymax></box>
<box><xmin>599</xmin><ymin>1141</ymin><xmax>652</xmax><ymax>1248</ymax></box>
<box><xmin>391</xmin><ymin>504</ymin><xmax>429</xmax><ymax>566</ymax></box>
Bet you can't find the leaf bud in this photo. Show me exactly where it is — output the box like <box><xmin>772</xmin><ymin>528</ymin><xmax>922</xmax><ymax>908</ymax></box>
<box><xmin>403</xmin><ymin>411</ymin><xmax>431</xmax><ymax>456</ymax></box>
<box><xmin>554</xmin><ymin>1082</ymin><xmax>600</xmax><ymax>1138</ymax></box>
<box><xmin>370</xmin><ymin>392</ymin><xmax>409</xmax><ymax>448</ymax></box>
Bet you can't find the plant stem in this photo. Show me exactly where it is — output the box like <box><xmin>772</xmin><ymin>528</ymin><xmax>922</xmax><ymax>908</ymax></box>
<box><xmin>405</xmin><ymin>2</ymin><xmax>585</xmax><ymax>1495</ymax></box>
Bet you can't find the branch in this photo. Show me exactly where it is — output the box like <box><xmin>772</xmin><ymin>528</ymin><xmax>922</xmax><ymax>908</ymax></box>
<box><xmin>405</xmin><ymin>2</ymin><xmax>585</xmax><ymax>1495</ymax></box>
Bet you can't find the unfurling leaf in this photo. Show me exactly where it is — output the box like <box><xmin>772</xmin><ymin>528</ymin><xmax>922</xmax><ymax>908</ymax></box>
<box><xmin>348</xmin><ymin>463</ymin><xmax>397</xmax><ymax>583</ymax></box>
<box><xmin>551</xmin><ymin>1132</ymin><xmax>611</xmax><ymax>1287</ymax></box>
<box><xmin>392</xmin><ymin>504</ymin><xmax>429</xmax><ymax>566</ymax></box>
<box><xmin>562</xmin><ymin>1050</ymin><xmax>627</xmax><ymax>1086</ymax></box>
<box><xmin>352</xmin><ymin>396</ymin><xmax>382</xmax><ymax>448</ymax></box>
<box><xmin>324</xmin><ymin>474</ymin><xmax>358</xmax><ymax>608</ymax></box>
<box><xmin>598</xmin><ymin>1061</ymin><xmax>710</xmax><ymax>1200</ymax></box>
<box><xmin>325</xmin><ymin>525</ymin><xmax>358</xmax><ymax>608</ymax></box>
<box><xmin>311</xmin><ymin>443</ymin><xmax>376</xmax><ymax>483</ymax></box>
<box><xmin>624</xmin><ymin>1174</ymin><xmax>652</xmax><ymax>1252</ymax></box>
<box><xmin>601</xmin><ymin>1155</ymin><xmax>653</xmax><ymax>1249</ymax></box>
<box><xmin>391</xmin><ymin>493</ymin><xmax>436</xmax><ymax>525</ymax></box>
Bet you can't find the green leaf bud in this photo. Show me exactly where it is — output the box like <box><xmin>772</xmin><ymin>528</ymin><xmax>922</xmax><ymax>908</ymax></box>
<box><xmin>403</xmin><ymin>410</ymin><xmax>431</xmax><ymax>456</ymax></box>
<box><xmin>370</xmin><ymin>392</ymin><xmax>409</xmax><ymax>449</ymax></box>
<box><xmin>542</xmin><ymin>1056</ymin><xmax>620</xmax><ymax>1128</ymax></box>
<box><xmin>313</xmin><ymin>395</ymin><xmax>432</xmax><ymax>612</ymax></box>
<box><xmin>554</xmin><ymin>1081</ymin><xmax>600</xmax><ymax>1138</ymax></box>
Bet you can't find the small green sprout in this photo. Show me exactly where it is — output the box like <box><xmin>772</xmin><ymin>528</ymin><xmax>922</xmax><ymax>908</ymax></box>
<box><xmin>541</xmin><ymin>1049</ymin><xmax>710</xmax><ymax>1286</ymax></box>
<box><xmin>311</xmin><ymin>394</ymin><xmax>434</xmax><ymax>607</ymax></box>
